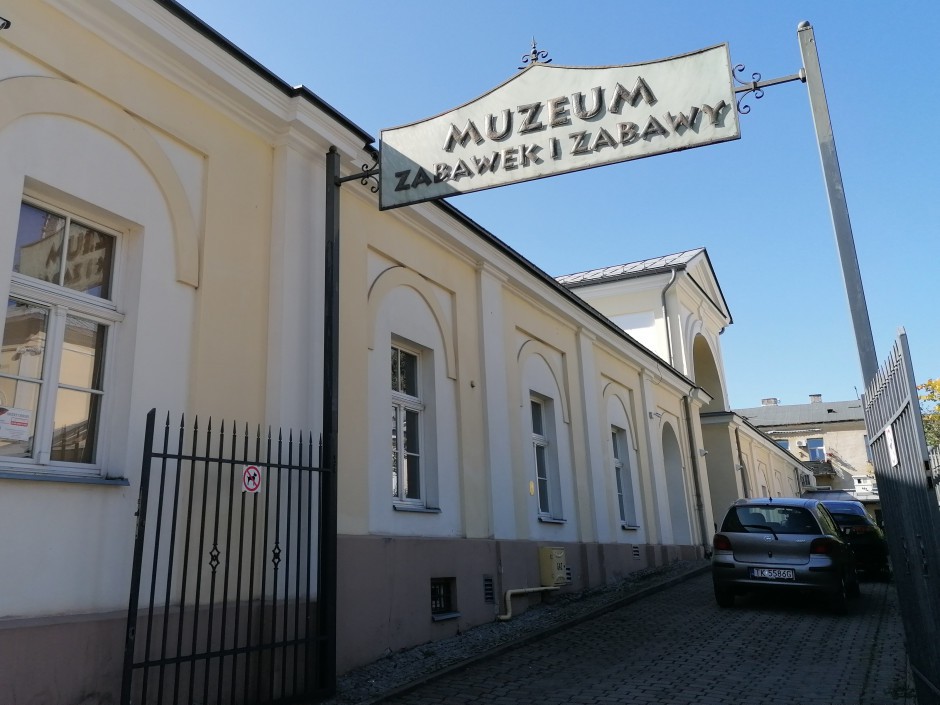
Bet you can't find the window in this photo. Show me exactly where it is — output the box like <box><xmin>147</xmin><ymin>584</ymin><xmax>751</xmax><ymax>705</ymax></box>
<box><xmin>531</xmin><ymin>397</ymin><xmax>552</xmax><ymax>515</ymax></box>
<box><xmin>775</xmin><ymin>440</ymin><xmax>790</xmax><ymax>450</ymax></box>
<box><xmin>612</xmin><ymin>426</ymin><xmax>637</xmax><ymax>526</ymax></box>
<box><xmin>807</xmin><ymin>437</ymin><xmax>826</xmax><ymax>462</ymax></box>
<box><xmin>1</xmin><ymin>200</ymin><xmax>119</xmax><ymax>471</ymax></box>
<box><xmin>430</xmin><ymin>577</ymin><xmax>457</xmax><ymax>620</ymax></box>
<box><xmin>530</xmin><ymin>395</ymin><xmax>563</xmax><ymax>520</ymax></box>
<box><xmin>391</xmin><ymin>344</ymin><xmax>423</xmax><ymax>503</ymax></box>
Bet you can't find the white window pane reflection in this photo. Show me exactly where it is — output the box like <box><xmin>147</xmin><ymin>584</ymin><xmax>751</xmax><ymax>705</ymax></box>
<box><xmin>404</xmin><ymin>408</ymin><xmax>420</xmax><ymax>499</ymax></box>
<box><xmin>2</xmin><ymin>299</ymin><xmax>48</xmax><ymax>381</ymax></box>
<box><xmin>50</xmin><ymin>388</ymin><xmax>100</xmax><ymax>463</ymax></box>
<box><xmin>64</xmin><ymin>222</ymin><xmax>114</xmax><ymax>299</ymax></box>
<box><xmin>14</xmin><ymin>202</ymin><xmax>65</xmax><ymax>284</ymax></box>
<box><xmin>59</xmin><ymin>316</ymin><xmax>106</xmax><ymax>390</ymax></box>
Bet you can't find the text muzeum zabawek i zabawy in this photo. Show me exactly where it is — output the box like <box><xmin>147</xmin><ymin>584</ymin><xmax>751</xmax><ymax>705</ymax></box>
<box><xmin>379</xmin><ymin>44</ymin><xmax>740</xmax><ymax>209</ymax></box>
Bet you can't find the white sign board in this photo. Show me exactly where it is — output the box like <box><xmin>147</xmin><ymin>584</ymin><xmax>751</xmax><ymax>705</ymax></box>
<box><xmin>380</xmin><ymin>44</ymin><xmax>739</xmax><ymax>209</ymax></box>
<box><xmin>884</xmin><ymin>425</ymin><xmax>899</xmax><ymax>468</ymax></box>
<box><xmin>0</xmin><ymin>407</ymin><xmax>31</xmax><ymax>441</ymax></box>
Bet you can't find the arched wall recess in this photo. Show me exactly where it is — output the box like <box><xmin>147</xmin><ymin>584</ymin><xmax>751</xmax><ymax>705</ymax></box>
<box><xmin>367</xmin><ymin>265</ymin><xmax>456</xmax><ymax>379</ymax></box>
<box><xmin>517</xmin><ymin>339</ymin><xmax>570</xmax><ymax>423</ymax></box>
<box><xmin>602</xmin><ymin>382</ymin><xmax>639</xmax><ymax>451</ymax></box>
<box><xmin>0</xmin><ymin>76</ymin><xmax>200</xmax><ymax>286</ymax></box>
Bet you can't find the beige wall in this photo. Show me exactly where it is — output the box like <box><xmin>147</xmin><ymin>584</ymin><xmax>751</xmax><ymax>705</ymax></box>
<box><xmin>701</xmin><ymin>413</ymin><xmax>810</xmax><ymax>527</ymax></box>
<box><xmin>0</xmin><ymin>0</ymin><xmax>291</xmax><ymax>621</ymax></box>
<box><xmin>1</xmin><ymin>1</ymin><xmax>722</xmax><ymax>700</ymax></box>
<box><xmin>329</xmin><ymin>180</ymin><xmax>720</xmax><ymax>667</ymax></box>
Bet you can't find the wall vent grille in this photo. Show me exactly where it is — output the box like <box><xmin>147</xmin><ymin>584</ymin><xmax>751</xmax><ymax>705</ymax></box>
<box><xmin>483</xmin><ymin>575</ymin><xmax>495</xmax><ymax>604</ymax></box>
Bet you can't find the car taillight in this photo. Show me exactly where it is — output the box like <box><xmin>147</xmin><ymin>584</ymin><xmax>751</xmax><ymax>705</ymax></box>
<box><xmin>810</xmin><ymin>537</ymin><xmax>838</xmax><ymax>555</ymax></box>
<box><xmin>713</xmin><ymin>534</ymin><xmax>732</xmax><ymax>551</ymax></box>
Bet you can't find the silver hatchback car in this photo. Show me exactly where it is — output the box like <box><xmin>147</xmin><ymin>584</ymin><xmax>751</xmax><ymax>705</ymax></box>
<box><xmin>712</xmin><ymin>497</ymin><xmax>859</xmax><ymax>613</ymax></box>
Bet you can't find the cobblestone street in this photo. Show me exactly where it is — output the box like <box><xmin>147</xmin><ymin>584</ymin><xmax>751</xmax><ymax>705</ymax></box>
<box><xmin>374</xmin><ymin>572</ymin><xmax>914</xmax><ymax>705</ymax></box>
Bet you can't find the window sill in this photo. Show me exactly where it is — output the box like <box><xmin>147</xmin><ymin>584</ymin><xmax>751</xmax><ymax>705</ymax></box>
<box><xmin>393</xmin><ymin>503</ymin><xmax>441</xmax><ymax>514</ymax></box>
<box><xmin>620</xmin><ymin>523</ymin><xmax>641</xmax><ymax>531</ymax></box>
<box><xmin>0</xmin><ymin>469</ymin><xmax>129</xmax><ymax>487</ymax></box>
<box><xmin>538</xmin><ymin>516</ymin><xmax>566</xmax><ymax>525</ymax></box>
<box><xmin>431</xmin><ymin>611</ymin><xmax>460</xmax><ymax>622</ymax></box>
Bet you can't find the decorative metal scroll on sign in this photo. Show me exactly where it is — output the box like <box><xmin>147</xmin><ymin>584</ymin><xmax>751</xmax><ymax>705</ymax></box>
<box><xmin>336</xmin><ymin>144</ymin><xmax>380</xmax><ymax>193</ymax></box>
<box><xmin>519</xmin><ymin>38</ymin><xmax>551</xmax><ymax>69</ymax></box>
<box><xmin>733</xmin><ymin>63</ymin><xmax>806</xmax><ymax>114</ymax></box>
<box><xmin>733</xmin><ymin>65</ymin><xmax>764</xmax><ymax>114</ymax></box>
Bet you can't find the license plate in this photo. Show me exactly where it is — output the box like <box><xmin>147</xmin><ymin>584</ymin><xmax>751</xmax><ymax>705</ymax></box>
<box><xmin>750</xmin><ymin>568</ymin><xmax>795</xmax><ymax>580</ymax></box>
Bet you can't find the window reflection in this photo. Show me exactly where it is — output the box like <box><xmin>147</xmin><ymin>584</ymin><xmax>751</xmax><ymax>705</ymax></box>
<box><xmin>14</xmin><ymin>202</ymin><xmax>114</xmax><ymax>300</ymax></box>
<box><xmin>14</xmin><ymin>203</ymin><xmax>64</xmax><ymax>285</ymax></box>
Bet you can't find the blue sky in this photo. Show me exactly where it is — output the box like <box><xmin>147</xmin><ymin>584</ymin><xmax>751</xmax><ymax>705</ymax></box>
<box><xmin>177</xmin><ymin>0</ymin><xmax>939</xmax><ymax>409</ymax></box>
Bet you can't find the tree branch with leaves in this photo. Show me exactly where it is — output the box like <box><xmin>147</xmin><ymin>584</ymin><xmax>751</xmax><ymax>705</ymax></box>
<box><xmin>917</xmin><ymin>378</ymin><xmax>940</xmax><ymax>448</ymax></box>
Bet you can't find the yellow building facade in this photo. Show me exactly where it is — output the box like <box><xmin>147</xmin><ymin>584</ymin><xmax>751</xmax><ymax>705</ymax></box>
<box><xmin>0</xmin><ymin>2</ymin><xmax>784</xmax><ymax>702</ymax></box>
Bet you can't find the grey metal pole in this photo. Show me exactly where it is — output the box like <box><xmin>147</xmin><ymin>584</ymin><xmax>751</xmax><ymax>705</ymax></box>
<box><xmin>798</xmin><ymin>21</ymin><xmax>878</xmax><ymax>385</ymax></box>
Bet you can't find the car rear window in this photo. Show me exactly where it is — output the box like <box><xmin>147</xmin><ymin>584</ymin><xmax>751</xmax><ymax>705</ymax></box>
<box><xmin>822</xmin><ymin>501</ymin><xmax>867</xmax><ymax>515</ymax></box>
<box><xmin>721</xmin><ymin>506</ymin><xmax>821</xmax><ymax>535</ymax></box>
<box><xmin>829</xmin><ymin>512</ymin><xmax>871</xmax><ymax>527</ymax></box>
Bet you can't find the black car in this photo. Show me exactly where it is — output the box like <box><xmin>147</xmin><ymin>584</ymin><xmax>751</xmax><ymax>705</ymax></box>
<box><xmin>821</xmin><ymin>500</ymin><xmax>890</xmax><ymax>579</ymax></box>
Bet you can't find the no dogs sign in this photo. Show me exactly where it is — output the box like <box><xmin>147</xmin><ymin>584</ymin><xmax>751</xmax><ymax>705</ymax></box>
<box><xmin>242</xmin><ymin>465</ymin><xmax>262</xmax><ymax>494</ymax></box>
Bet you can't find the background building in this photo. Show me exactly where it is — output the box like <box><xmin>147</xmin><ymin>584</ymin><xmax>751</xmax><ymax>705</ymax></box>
<box><xmin>734</xmin><ymin>395</ymin><xmax>879</xmax><ymax>517</ymax></box>
<box><xmin>558</xmin><ymin>250</ymin><xmax>813</xmax><ymax>524</ymax></box>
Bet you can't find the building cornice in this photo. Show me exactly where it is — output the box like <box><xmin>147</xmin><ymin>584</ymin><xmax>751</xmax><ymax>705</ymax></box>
<box><xmin>46</xmin><ymin>0</ymin><xmax>372</xmax><ymax>155</ymax></box>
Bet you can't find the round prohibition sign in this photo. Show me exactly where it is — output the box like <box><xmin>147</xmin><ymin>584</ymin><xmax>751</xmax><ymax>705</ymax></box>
<box><xmin>242</xmin><ymin>465</ymin><xmax>262</xmax><ymax>494</ymax></box>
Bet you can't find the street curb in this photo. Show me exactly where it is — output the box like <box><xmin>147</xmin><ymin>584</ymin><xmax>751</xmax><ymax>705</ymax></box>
<box><xmin>357</xmin><ymin>562</ymin><xmax>711</xmax><ymax>705</ymax></box>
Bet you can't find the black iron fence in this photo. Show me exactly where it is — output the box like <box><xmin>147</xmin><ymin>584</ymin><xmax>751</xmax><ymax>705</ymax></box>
<box><xmin>864</xmin><ymin>330</ymin><xmax>940</xmax><ymax>704</ymax></box>
<box><xmin>120</xmin><ymin>409</ymin><xmax>330</xmax><ymax>705</ymax></box>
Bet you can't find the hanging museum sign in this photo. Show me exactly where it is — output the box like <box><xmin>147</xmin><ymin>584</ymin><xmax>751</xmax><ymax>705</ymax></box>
<box><xmin>380</xmin><ymin>44</ymin><xmax>740</xmax><ymax>210</ymax></box>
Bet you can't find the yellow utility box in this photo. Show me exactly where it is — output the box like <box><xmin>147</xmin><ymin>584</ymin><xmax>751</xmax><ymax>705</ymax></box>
<box><xmin>538</xmin><ymin>546</ymin><xmax>568</xmax><ymax>587</ymax></box>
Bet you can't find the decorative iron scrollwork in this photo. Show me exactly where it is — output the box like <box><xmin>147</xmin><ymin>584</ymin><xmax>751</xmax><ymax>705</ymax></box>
<box><xmin>520</xmin><ymin>38</ymin><xmax>551</xmax><ymax>70</ymax></box>
<box><xmin>358</xmin><ymin>149</ymin><xmax>380</xmax><ymax>194</ymax></box>
<box><xmin>338</xmin><ymin>144</ymin><xmax>380</xmax><ymax>193</ymax></box>
<box><xmin>733</xmin><ymin>64</ymin><xmax>764</xmax><ymax>115</ymax></box>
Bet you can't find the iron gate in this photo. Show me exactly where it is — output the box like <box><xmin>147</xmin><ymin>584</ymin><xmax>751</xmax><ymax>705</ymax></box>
<box><xmin>120</xmin><ymin>409</ymin><xmax>332</xmax><ymax>704</ymax></box>
<box><xmin>863</xmin><ymin>329</ymin><xmax>940</xmax><ymax>704</ymax></box>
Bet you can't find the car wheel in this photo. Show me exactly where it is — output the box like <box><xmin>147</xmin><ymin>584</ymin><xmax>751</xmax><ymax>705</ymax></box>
<box><xmin>714</xmin><ymin>585</ymin><xmax>735</xmax><ymax>608</ymax></box>
<box><xmin>830</xmin><ymin>574</ymin><xmax>848</xmax><ymax>614</ymax></box>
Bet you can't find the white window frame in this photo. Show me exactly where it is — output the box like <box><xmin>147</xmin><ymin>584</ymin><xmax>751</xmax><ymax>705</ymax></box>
<box><xmin>391</xmin><ymin>343</ymin><xmax>425</xmax><ymax>505</ymax></box>
<box><xmin>2</xmin><ymin>197</ymin><xmax>123</xmax><ymax>477</ymax></box>
<box><xmin>807</xmin><ymin>437</ymin><xmax>826</xmax><ymax>462</ymax></box>
<box><xmin>530</xmin><ymin>394</ymin><xmax>562</xmax><ymax>520</ymax></box>
<box><xmin>611</xmin><ymin>425</ymin><xmax>638</xmax><ymax>527</ymax></box>
<box><xmin>531</xmin><ymin>397</ymin><xmax>550</xmax><ymax>515</ymax></box>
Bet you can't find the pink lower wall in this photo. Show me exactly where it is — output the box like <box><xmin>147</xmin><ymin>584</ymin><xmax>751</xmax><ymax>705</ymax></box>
<box><xmin>0</xmin><ymin>611</ymin><xmax>125</xmax><ymax>705</ymax></box>
<box><xmin>336</xmin><ymin>534</ymin><xmax>703</xmax><ymax>672</ymax></box>
<box><xmin>0</xmin><ymin>537</ymin><xmax>701</xmax><ymax>703</ymax></box>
